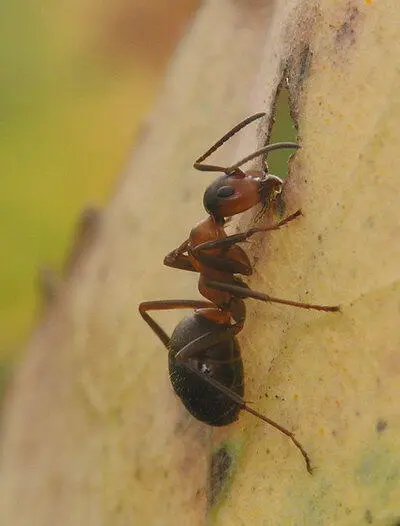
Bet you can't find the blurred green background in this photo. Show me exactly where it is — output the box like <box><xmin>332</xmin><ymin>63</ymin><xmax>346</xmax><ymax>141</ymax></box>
<box><xmin>0</xmin><ymin>1</ymin><xmax>198</xmax><ymax>366</ymax></box>
<box><xmin>0</xmin><ymin>0</ymin><xmax>294</xmax><ymax>387</ymax></box>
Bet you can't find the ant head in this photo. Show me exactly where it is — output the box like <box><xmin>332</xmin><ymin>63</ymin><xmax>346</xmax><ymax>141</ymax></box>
<box><xmin>203</xmin><ymin>169</ymin><xmax>283</xmax><ymax>221</ymax></box>
<box><xmin>194</xmin><ymin>113</ymin><xmax>299</xmax><ymax>221</ymax></box>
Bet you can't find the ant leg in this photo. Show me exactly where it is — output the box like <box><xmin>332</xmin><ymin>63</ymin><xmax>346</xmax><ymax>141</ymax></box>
<box><xmin>163</xmin><ymin>239</ymin><xmax>198</xmax><ymax>273</ymax></box>
<box><xmin>175</xmin><ymin>325</ymin><xmax>236</xmax><ymax>360</ymax></box>
<box><xmin>164</xmin><ymin>252</ymin><xmax>197</xmax><ymax>273</ymax></box>
<box><xmin>193</xmin><ymin>251</ymin><xmax>252</xmax><ymax>275</ymax></box>
<box><xmin>173</xmin><ymin>342</ymin><xmax>312</xmax><ymax>473</ymax></box>
<box><xmin>139</xmin><ymin>300</ymin><xmax>213</xmax><ymax>347</ymax></box>
<box><xmin>141</xmin><ymin>301</ymin><xmax>312</xmax><ymax>472</ymax></box>
<box><xmin>204</xmin><ymin>280</ymin><xmax>341</xmax><ymax>312</ymax></box>
<box><xmin>189</xmin><ymin>211</ymin><xmax>301</xmax><ymax>275</ymax></box>
<box><xmin>192</xmin><ymin>210</ymin><xmax>302</xmax><ymax>255</ymax></box>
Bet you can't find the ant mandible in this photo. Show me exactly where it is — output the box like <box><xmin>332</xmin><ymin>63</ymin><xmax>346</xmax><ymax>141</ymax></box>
<box><xmin>139</xmin><ymin>113</ymin><xmax>340</xmax><ymax>474</ymax></box>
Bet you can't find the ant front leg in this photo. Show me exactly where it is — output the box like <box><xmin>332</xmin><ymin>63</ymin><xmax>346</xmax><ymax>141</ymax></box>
<box><xmin>192</xmin><ymin>210</ymin><xmax>302</xmax><ymax>256</ymax></box>
<box><xmin>190</xmin><ymin>211</ymin><xmax>302</xmax><ymax>275</ymax></box>
<box><xmin>163</xmin><ymin>239</ymin><xmax>198</xmax><ymax>273</ymax></box>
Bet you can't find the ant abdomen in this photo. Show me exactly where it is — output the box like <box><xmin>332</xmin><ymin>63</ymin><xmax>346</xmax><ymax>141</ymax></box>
<box><xmin>169</xmin><ymin>314</ymin><xmax>244</xmax><ymax>426</ymax></box>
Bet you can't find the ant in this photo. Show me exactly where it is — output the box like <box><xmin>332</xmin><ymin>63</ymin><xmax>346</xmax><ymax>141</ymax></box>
<box><xmin>139</xmin><ymin>113</ymin><xmax>340</xmax><ymax>474</ymax></box>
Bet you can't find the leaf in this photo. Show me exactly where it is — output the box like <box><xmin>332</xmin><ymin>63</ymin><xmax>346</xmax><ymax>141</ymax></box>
<box><xmin>0</xmin><ymin>1</ymin><xmax>399</xmax><ymax>525</ymax></box>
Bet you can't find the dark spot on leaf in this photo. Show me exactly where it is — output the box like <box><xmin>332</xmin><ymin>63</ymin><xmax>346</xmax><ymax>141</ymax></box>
<box><xmin>365</xmin><ymin>215</ymin><xmax>375</xmax><ymax>228</ymax></box>
<box><xmin>335</xmin><ymin>6</ymin><xmax>360</xmax><ymax>47</ymax></box>
<box><xmin>286</xmin><ymin>43</ymin><xmax>313</xmax><ymax>113</ymax></box>
<box><xmin>208</xmin><ymin>445</ymin><xmax>232</xmax><ymax>507</ymax></box>
<box><xmin>299</xmin><ymin>45</ymin><xmax>312</xmax><ymax>83</ymax></box>
<box><xmin>365</xmin><ymin>509</ymin><xmax>373</xmax><ymax>523</ymax></box>
<box><xmin>376</xmin><ymin>419</ymin><xmax>388</xmax><ymax>433</ymax></box>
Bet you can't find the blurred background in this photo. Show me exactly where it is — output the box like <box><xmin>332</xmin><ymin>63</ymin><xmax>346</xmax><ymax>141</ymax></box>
<box><xmin>0</xmin><ymin>0</ymin><xmax>294</xmax><ymax>395</ymax></box>
<box><xmin>0</xmin><ymin>0</ymin><xmax>199</xmax><ymax>383</ymax></box>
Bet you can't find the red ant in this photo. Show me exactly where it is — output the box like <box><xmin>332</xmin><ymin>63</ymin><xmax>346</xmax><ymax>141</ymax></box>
<box><xmin>139</xmin><ymin>113</ymin><xmax>340</xmax><ymax>474</ymax></box>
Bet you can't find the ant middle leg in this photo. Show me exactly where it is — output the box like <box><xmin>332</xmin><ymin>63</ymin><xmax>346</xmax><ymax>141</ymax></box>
<box><xmin>204</xmin><ymin>280</ymin><xmax>340</xmax><ymax>312</ymax></box>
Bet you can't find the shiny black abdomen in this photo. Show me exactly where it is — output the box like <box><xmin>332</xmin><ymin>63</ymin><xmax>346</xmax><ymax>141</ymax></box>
<box><xmin>168</xmin><ymin>314</ymin><xmax>244</xmax><ymax>426</ymax></box>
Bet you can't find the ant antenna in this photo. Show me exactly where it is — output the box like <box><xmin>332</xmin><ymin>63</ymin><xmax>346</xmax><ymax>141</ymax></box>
<box><xmin>227</xmin><ymin>142</ymin><xmax>300</xmax><ymax>171</ymax></box>
<box><xmin>194</xmin><ymin>142</ymin><xmax>300</xmax><ymax>174</ymax></box>
<box><xmin>194</xmin><ymin>113</ymin><xmax>265</xmax><ymax>171</ymax></box>
<box><xmin>193</xmin><ymin>113</ymin><xmax>299</xmax><ymax>174</ymax></box>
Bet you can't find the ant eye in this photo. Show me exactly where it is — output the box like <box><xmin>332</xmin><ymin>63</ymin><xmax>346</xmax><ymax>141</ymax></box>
<box><xmin>216</xmin><ymin>186</ymin><xmax>235</xmax><ymax>198</ymax></box>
